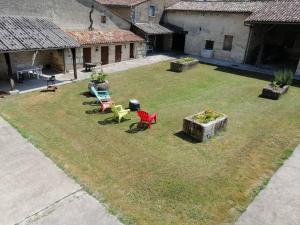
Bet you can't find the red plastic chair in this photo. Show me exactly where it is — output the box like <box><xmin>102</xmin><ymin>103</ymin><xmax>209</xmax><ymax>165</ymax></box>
<box><xmin>137</xmin><ymin>110</ymin><xmax>157</xmax><ymax>128</ymax></box>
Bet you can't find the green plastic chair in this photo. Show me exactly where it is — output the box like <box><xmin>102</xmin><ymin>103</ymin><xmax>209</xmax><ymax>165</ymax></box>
<box><xmin>111</xmin><ymin>104</ymin><xmax>131</xmax><ymax>123</ymax></box>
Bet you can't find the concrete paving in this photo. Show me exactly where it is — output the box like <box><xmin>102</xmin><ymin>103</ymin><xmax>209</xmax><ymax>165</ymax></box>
<box><xmin>235</xmin><ymin>145</ymin><xmax>300</xmax><ymax>225</ymax></box>
<box><xmin>0</xmin><ymin>54</ymin><xmax>177</xmax><ymax>94</ymax></box>
<box><xmin>0</xmin><ymin>117</ymin><xmax>122</xmax><ymax>225</ymax></box>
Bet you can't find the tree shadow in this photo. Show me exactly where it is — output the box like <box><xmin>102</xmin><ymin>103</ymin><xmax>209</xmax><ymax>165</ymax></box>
<box><xmin>126</xmin><ymin>122</ymin><xmax>148</xmax><ymax>134</ymax></box>
<box><xmin>174</xmin><ymin>131</ymin><xmax>199</xmax><ymax>144</ymax></box>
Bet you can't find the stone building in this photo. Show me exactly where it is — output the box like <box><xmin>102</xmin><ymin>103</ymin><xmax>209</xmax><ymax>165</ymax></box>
<box><xmin>164</xmin><ymin>0</ymin><xmax>300</xmax><ymax>75</ymax></box>
<box><xmin>0</xmin><ymin>0</ymin><xmax>146</xmax><ymax>84</ymax></box>
<box><xmin>97</xmin><ymin>0</ymin><xmax>182</xmax><ymax>52</ymax></box>
<box><xmin>0</xmin><ymin>16</ymin><xmax>80</xmax><ymax>91</ymax></box>
<box><xmin>66</xmin><ymin>30</ymin><xmax>145</xmax><ymax>71</ymax></box>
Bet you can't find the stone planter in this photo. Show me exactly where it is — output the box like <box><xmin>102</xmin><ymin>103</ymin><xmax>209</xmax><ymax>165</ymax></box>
<box><xmin>261</xmin><ymin>84</ymin><xmax>289</xmax><ymax>100</ymax></box>
<box><xmin>201</xmin><ymin>49</ymin><xmax>214</xmax><ymax>58</ymax></box>
<box><xmin>170</xmin><ymin>59</ymin><xmax>199</xmax><ymax>73</ymax></box>
<box><xmin>88</xmin><ymin>80</ymin><xmax>109</xmax><ymax>95</ymax></box>
<box><xmin>182</xmin><ymin>112</ymin><xmax>228</xmax><ymax>142</ymax></box>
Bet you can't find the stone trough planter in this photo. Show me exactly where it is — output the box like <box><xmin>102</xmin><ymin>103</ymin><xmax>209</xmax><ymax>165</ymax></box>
<box><xmin>261</xmin><ymin>84</ymin><xmax>289</xmax><ymax>100</ymax></box>
<box><xmin>170</xmin><ymin>58</ymin><xmax>199</xmax><ymax>73</ymax></box>
<box><xmin>182</xmin><ymin>111</ymin><xmax>228</xmax><ymax>142</ymax></box>
<box><xmin>88</xmin><ymin>80</ymin><xmax>109</xmax><ymax>95</ymax></box>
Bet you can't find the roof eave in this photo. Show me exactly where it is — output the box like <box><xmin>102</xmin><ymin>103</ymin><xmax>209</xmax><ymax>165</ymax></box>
<box><xmin>245</xmin><ymin>21</ymin><xmax>300</xmax><ymax>25</ymax></box>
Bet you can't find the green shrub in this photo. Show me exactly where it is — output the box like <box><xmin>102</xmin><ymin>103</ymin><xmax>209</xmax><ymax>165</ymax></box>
<box><xmin>193</xmin><ymin>109</ymin><xmax>223</xmax><ymax>124</ymax></box>
<box><xmin>91</xmin><ymin>71</ymin><xmax>107</xmax><ymax>83</ymax></box>
<box><xmin>272</xmin><ymin>69</ymin><xmax>293</xmax><ymax>87</ymax></box>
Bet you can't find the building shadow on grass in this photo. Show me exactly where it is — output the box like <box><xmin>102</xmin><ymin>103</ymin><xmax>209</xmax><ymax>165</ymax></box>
<box><xmin>174</xmin><ymin>131</ymin><xmax>199</xmax><ymax>144</ymax></box>
<box><xmin>215</xmin><ymin>66</ymin><xmax>273</xmax><ymax>82</ymax></box>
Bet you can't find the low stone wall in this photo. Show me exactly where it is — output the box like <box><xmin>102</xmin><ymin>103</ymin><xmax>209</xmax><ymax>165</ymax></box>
<box><xmin>170</xmin><ymin>59</ymin><xmax>199</xmax><ymax>72</ymax></box>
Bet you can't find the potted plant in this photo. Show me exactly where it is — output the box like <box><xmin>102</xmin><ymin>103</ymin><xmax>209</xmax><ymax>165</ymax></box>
<box><xmin>261</xmin><ymin>69</ymin><xmax>293</xmax><ymax>100</ymax></box>
<box><xmin>182</xmin><ymin>109</ymin><xmax>228</xmax><ymax>142</ymax></box>
<box><xmin>170</xmin><ymin>57</ymin><xmax>199</xmax><ymax>72</ymax></box>
<box><xmin>88</xmin><ymin>71</ymin><xmax>109</xmax><ymax>94</ymax></box>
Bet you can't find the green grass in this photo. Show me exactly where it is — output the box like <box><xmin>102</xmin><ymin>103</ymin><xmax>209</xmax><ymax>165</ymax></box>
<box><xmin>1</xmin><ymin>62</ymin><xmax>300</xmax><ymax>225</ymax></box>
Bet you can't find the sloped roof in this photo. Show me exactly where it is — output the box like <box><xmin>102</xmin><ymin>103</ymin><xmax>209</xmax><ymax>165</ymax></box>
<box><xmin>0</xmin><ymin>16</ymin><xmax>79</xmax><ymax>53</ymax></box>
<box><xmin>67</xmin><ymin>29</ymin><xmax>144</xmax><ymax>45</ymax></box>
<box><xmin>245</xmin><ymin>0</ymin><xmax>300</xmax><ymax>24</ymax></box>
<box><xmin>96</xmin><ymin>0</ymin><xmax>147</xmax><ymax>7</ymax></box>
<box><xmin>134</xmin><ymin>23</ymin><xmax>173</xmax><ymax>35</ymax></box>
<box><xmin>166</xmin><ymin>1</ymin><xmax>263</xmax><ymax>13</ymax></box>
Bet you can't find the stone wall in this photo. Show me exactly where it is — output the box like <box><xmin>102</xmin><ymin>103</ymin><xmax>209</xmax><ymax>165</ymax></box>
<box><xmin>64</xmin><ymin>42</ymin><xmax>146</xmax><ymax>72</ymax></box>
<box><xmin>0</xmin><ymin>0</ymin><xmax>130</xmax><ymax>30</ymax></box>
<box><xmin>164</xmin><ymin>11</ymin><xmax>251</xmax><ymax>63</ymax></box>
<box><xmin>0</xmin><ymin>50</ymin><xmax>65</xmax><ymax>80</ymax></box>
<box><xmin>132</xmin><ymin>0</ymin><xmax>181</xmax><ymax>23</ymax></box>
<box><xmin>136</xmin><ymin>42</ymin><xmax>147</xmax><ymax>58</ymax></box>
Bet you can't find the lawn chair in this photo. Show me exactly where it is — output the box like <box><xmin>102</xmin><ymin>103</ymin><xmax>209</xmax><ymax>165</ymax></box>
<box><xmin>137</xmin><ymin>110</ymin><xmax>157</xmax><ymax>129</ymax></box>
<box><xmin>91</xmin><ymin>86</ymin><xmax>111</xmax><ymax>103</ymax></box>
<box><xmin>99</xmin><ymin>99</ymin><xmax>113</xmax><ymax>112</ymax></box>
<box><xmin>111</xmin><ymin>104</ymin><xmax>131</xmax><ymax>123</ymax></box>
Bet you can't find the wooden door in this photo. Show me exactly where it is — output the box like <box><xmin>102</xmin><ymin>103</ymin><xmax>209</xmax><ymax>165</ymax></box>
<box><xmin>130</xmin><ymin>43</ymin><xmax>135</xmax><ymax>58</ymax></box>
<box><xmin>101</xmin><ymin>46</ymin><xmax>109</xmax><ymax>65</ymax></box>
<box><xmin>83</xmin><ymin>48</ymin><xmax>91</xmax><ymax>65</ymax></box>
<box><xmin>115</xmin><ymin>45</ymin><xmax>122</xmax><ymax>62</ymax></box>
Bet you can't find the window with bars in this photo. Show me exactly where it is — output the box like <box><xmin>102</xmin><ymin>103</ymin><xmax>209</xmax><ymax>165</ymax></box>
<box><xmin>149</xmin><ymin>6</ymin><xmax>156</xmax><ymax>17</ymax></box>
<box><xmin>223</xmin><ymin>35</ymin><xmax>233</xmax><ymax>51</ymax></box>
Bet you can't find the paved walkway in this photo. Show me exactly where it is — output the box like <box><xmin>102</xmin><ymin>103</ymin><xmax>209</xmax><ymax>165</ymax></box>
<box><xmin>0</xmin><ymin>117</ymin><xmax>122</xmax><ymax>225</ymax></box>
<box><xmin>235</xmin><ymin>145</ymin><xmax>300</xmax><ymax>225</ymax></box>
<box><xmin>0</xmin><ymin>54</ymin><xmax>177</xmax><ymax>94</ymax></box>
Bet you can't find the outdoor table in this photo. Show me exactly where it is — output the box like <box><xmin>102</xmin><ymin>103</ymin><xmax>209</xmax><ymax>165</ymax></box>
<box><xmin>129</xmin><ymin>99</ymin><xmax>141</xmax><ymax>111</ymax></box>
<box><xmin>16</xmin><ymin>65</ymin><xmax>42</xmax><ymax>80</ymax></box>
<box><xmin>85</xmin><ymin>63</ymin><xmax>97</xmax><ymax>72</ymax></box>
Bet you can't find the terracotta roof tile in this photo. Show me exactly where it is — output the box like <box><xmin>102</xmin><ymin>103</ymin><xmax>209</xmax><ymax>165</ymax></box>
<box><xmin>166</xmin><ymin>1</ymin><xmax>263</xmax><ymax>13</ymax></box>
<box><xmin>245</xmin><ymin>0</ymin><xmax>300</xmax><ymax>24</ymax></box>
<box><xmin>66</xmin><ymin>29</ymin><xmax>144</xmax><ymax>45</ymax></box>
<box><xmin>96</xmin><ymin>0</ymin><xmax>147</xmax><ymax>7</ymax></box>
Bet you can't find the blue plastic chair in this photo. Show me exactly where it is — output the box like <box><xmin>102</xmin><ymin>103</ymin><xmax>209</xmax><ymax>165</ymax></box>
<box><xmin>91</xmin><ymin>86</ymin><xmax>111</xmax><ymax>103</ymax></box>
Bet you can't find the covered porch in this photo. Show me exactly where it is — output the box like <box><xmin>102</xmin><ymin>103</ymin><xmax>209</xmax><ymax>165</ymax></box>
<box><xmin>244</xmin><ymin>1</ymin><xmax>300</xmax><ymax>76</ymax></box>
<box><xmin>132</xmin><ymin>23</ymin><xmax>174</xmax><ymax>54</ymax></box>
<box><xmin>0</xmin><ymin>16</ymin><xmax>80</xmax><ymax>94</ymax></box>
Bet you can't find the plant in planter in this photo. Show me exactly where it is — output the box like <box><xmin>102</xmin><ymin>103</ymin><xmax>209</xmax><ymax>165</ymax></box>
<box><xmin>88</xmin><ymin>71</ymin><xmax>109</xmax><ymax>94</ymax></box>
<box><xmin>182</xmin><ymin>109</ymin><xmax>228</xmax><ymax>142</ymax></box>
<box><xmin>261</xmin><ymin>69</ymin><xmax>293</xmax><ymax>100</ymax></box>
<box><xmin>170</xmin><ymin>57</ymin><xmax>199</xmax><ymax>72</ymax></box>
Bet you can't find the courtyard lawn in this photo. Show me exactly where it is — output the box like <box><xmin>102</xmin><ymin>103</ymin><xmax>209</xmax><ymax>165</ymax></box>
<box><xmin>1</xmin><ymin>61</ymin><xmax>300</xmax><ymax>225</ymax></box>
